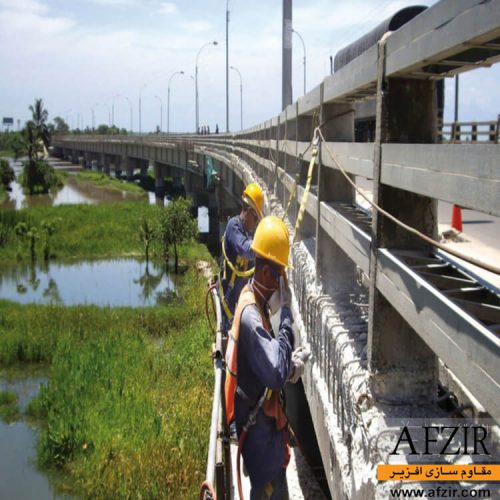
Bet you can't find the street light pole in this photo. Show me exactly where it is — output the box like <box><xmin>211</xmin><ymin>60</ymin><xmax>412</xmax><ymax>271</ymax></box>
<box><xmin>230</xmin><ymin>66</ymin><xmax>243</xmax><ymax>130</ymax></box>
<box><xmin>91</xmin><ymin>102</ymin><xmax>98</xmax><ymax>130</ymax></box>
<box><xmin>226</xmin><ymin>0</ymin><xmax>230</xmax><ymax>133</ymax></box>
<box><xmin>112</xmin><ymin>94</ymin><xmax>121</xmax><ymax>128</ymax></box>
<box><xmin>292</xmin><ymin>28</ymin><xmax>306</xmax><ymax>95</ymax></box>
<box><xmin>167</xmin><ymin>70</ymin><xmax>184</xmax><ymax>134</ymax></box>
<box><xmin>154</xmin><ymin>95</ymin><xmax>163</xmax><ymax>133</ymax></box>
<box><xmin>139</xmin><ymin>83</ymin><xmax>147</xmax><ymax>133</ymax></box>
<box><xmin>195</xmin><ymin>40</ymin><xmax>218</xmax><ymax>134</ymax></box>
<box><xmin>123</xmin><ymin>96</ymin><xmax>133</xmax><ymax>133</ymax></box>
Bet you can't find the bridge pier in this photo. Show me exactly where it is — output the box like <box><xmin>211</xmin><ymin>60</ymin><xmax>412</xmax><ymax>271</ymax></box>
<box><xmin>122</xmin><ymin>156</ymin><xmax>134</xmax><ymax>181</ymax></box>
<box><xmin>114</xmin><ymin>157</ymin><xmax>122</xmax><ymax>179</ymax></box>
<box><xmin>367</xmin><ymin>76</ymin><xmax>439</xmax><ymax>404</ymax></box>
<box><xmin>153</xmin><ymin>161</ymin><xmax>166</xmax><ymax>206</ymax></box>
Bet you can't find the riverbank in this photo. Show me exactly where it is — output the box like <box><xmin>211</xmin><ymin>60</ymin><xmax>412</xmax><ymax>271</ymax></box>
<box><xmin>0</xmin><ymin>202</ymin><xmax>212</xmax><ymax>262</ymax></box>
<box><xmin>74</xmin><ymin>171</ymin><xmax>146</xmax><ymax>195</ymax></box>
<box><xmin>0</xmin><ymin>196</ymin><xmax>218</xmax><ymax>497</ymax></box>
<box><xmin>0</xmin><ymin>266</ymin><xmax>213</xmax><ymax>498</ymax></box>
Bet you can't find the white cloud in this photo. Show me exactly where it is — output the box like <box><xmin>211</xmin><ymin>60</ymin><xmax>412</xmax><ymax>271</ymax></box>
<box><xmin>0</xmin><ymin>0</ymin><xmax>48</xmax><ymax>13</ymax></box>
<box><xmin>157</xmin><ymin>2</ymin><xmax>177</xmax><ymax>15</ymax></box>
<box><xmin>179</xmin><ymin>20</ymin><xmax>212</xmax><ymax>34</ymax></box>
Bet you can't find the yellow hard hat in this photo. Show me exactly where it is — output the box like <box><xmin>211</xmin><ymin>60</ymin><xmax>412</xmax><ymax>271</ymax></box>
<box><xmin>251</xmin><ymin>215</ymin><xmax>291</xmax><ymax>268</ymax></box>
<box><xmin>242</xmin><ymin>183</ymin><xmax>264</xmax><ymax>219</ymax></box>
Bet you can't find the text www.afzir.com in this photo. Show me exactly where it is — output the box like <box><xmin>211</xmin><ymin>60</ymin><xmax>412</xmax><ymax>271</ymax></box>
<box><xmin>390</xmin><ymin>486</ymin><xmax>491</xmax><ymax>498</ymax></box>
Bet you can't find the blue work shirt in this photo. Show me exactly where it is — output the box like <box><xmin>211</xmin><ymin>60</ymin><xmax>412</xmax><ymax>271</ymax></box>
<box><xmin>219</xmin><ymin>215</ymin><xmax>255</xmax><ymax>322</ymax></box>
<box><xmin>234</xmin><ymin>293</ymin><xmax>294</xmax><ymax>490</ymax></box>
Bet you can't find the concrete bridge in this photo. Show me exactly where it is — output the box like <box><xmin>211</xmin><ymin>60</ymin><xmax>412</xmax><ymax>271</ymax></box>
<box><xmin>53</xmin><ymin>0</ymin><xmax>500</xmax><ymax>497</ymax></box>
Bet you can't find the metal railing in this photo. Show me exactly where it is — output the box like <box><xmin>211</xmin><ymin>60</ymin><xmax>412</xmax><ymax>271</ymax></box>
<box><xmin>439</xmin><ymin>117</ymin><xmax>500</xmax><ymax>143</ymax></box>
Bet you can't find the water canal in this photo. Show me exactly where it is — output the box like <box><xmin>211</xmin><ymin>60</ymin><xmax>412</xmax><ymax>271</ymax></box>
<box><xmin>0</xmin><ymin>259</ymin><xmax>177</xmax><ymax>307</ymax></box>
<box><xmin>0</xmin><ymin>157</ymin><xmax>207</xmax><ymax>498</ymax></box>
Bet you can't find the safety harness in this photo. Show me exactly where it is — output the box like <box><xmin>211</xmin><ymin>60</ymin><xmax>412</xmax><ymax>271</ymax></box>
<box><xmin>225</xmin><ymin>284</ymin><xmax>289</xmax><ymax>500</ymax></box>
<box><xmin>219</xmin><ymin>232</ymin><xmax>255</xmax><ymax>320</ymax></box>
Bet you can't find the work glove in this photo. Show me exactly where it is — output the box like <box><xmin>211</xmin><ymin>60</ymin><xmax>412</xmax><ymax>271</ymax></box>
<box><xmin>289</xmin><ymin>346</ymin><xmax>311</xmax><ymax>384</ymax></box>
<box><xmin>279</xmin><ymin>275</ymin><xmax>292</xmax><ymax>310</ymax></box>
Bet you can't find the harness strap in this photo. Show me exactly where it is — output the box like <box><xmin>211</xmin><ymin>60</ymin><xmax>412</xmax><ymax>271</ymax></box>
<box><xmin>218</xmin><ymin>278</ymin><xmax>233</xmax><ymax>320</ymax></box>
<box><xmin>221</xmin><ymin>234</ymin><xmax>255</xmax><ymax>278</ymax></box>
<box><xmin>236</xmin><ymin>388</ymin><xmax>269</xmax><ymax>500</ymax></box>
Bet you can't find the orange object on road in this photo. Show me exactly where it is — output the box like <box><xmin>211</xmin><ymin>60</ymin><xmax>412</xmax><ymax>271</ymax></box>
<box><xmin>451</xmin><ymin>204</ymin><xmax>462</xmax><ymax>232</ymax></box>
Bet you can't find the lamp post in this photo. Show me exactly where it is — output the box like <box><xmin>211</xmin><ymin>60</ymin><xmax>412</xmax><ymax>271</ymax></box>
<box><xmin>112</xmin><ymin>94</ymin><xmax>121</xmax><ymax>128</ymax></box>
<box><xmin>91</xmin><ymin>102</ymin><xmax>98</xmax><ymax>130</ymax></box>
<box><xmin>167</xmin><ymin>70</ymin><xmax>184</xmax><ymax>134</ymax></box>
<box><xmin>139</xmin><ymin>83</ymin><xmax>147</xmax><ymax>133</ymax></box>
<box><xmin>123</xmin><ymin>96</ymin><xmax>133</xmax><ymax>133</ymax></box>
<box><xmin>154</xmin><ymin>95</ymin><xmax>163</xmax><ymax>133</ymax></box>
<box><xmin>195</xmin><ymin>40</ymin><xmax>218</xmax><ymax>134</ymax></box>
<box><xmin>230</xmin><ymin>66</ymin><xmax>243</xmax><ymax>131</ymax></box>
<box><xmin>292</xmin><ymin>28</ymin><xmax>306</xmax><ymax>95</ymax></box>
<box><xmin>226</xmin><ymin>0</ymin><xmax>230</xmax><ymax>133</ymax></box>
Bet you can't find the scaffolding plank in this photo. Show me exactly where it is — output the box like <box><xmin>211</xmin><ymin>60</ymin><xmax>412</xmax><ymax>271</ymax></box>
<box><xmin>376</xmin><ymin>249</ymin><xmax>500</xmax><ymax>420</ymax></box>
<box><xmin>320</xmin><ymin>202</ymin><xmax>371</xmax><ymax>274</ymax></box>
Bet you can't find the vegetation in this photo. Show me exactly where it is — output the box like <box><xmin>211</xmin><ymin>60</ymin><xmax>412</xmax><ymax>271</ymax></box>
<box><xmin>0</xmin><ymin>266</ymin><xmax>213</xmax><ymax>498</ymax></box>
<box><xmin>157</xmin><ymin>197</ymin><xmax>199</xmax><ymax>273</ymax></box>
<box><xmin>0</xmin><ymin>131</ymin><xmax>25</xmax><ymax>159</ymax></box>
<box><xmin>0</xmin><ymin>158</ymin><xmax>15</xmax><ymax>189</ymax></box>
<box><xmin>52</xmin><ymin>116</ymin><xmax>70</xmax><ymax>135</ymax></box>
<box><xmin>0</xmin><ymin>389</ymin><xmax>21</xmax><ymax>423</ymax></box>
<box><xmin>75</xmin><ymin>171</ymin><xmax>145</xmax><ymax>194</ymax></box>
<box><xmin>0</xmin><ymin>202</ymin><xmax>211</xmax><ymax>264</ymax></box>
<box><xmin>18</xmin><ymin>99</ymin><xmax>63</xmax><ymax>195</ymax></box>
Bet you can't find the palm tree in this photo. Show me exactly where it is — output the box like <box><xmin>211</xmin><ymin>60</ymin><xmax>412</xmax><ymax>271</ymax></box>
<box><xmin>28</xmin><ymin>98</ymin><xmax>51</xmax><ymax>157</ymax></box>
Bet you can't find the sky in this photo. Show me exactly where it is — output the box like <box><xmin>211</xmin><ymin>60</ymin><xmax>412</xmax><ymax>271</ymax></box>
<box><xmin>0</xmin><ymin>0</ymin><xmax>499</xmax><ymax>133</ymax></box>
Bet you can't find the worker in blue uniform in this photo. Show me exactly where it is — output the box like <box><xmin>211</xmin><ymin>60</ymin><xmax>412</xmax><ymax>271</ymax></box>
<box><xmin>218</xmin><ymin>182</ymin><xmax>265</xmax><ymax>330</ymax></box>
<box><xmin>225</xmin><ymin>216</ymin><xmax>311</xmax><ymax>499</ymax></box>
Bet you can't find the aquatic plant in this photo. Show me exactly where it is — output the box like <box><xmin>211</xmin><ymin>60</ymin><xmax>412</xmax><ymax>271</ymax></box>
<box><xmin>0</xmin><ymin>389</ymin><xmax>21</xmax><ymax>423</ymax></box>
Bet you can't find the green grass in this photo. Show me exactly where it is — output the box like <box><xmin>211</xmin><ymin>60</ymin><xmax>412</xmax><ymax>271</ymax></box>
<box><xmin>0</xmin><ymin>150</ymin><xmax>15</xmax><ymax>158</ymax></box>
<box><xmin>0</xmin><ymin>389</ymin><xmax>21</xmax><ymax>423</ymax></box>
<box><xmin>0</xmin><ymin>202</ymin><xmax>212</xmax><ymax>262</ymax></box>
<box><xmin>0</xmin><ymin>268</ymin><xmax>214</xmax><ymax>498</ymax></box>
<box><xmin>75</xmin><ymin>171</ymin><xmax>146</xmax><ymax>195</ymax></box>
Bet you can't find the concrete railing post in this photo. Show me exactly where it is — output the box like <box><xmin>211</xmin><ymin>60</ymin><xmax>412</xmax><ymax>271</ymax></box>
<box><xmin>315</xmin><ymin>83</ymin><xmax>356</xmax><ymax>295</ymax></box>
<box><xmin>367</xmin><ymin>69</ymin><xmax>439</xmax><ymax>404</ymax></box>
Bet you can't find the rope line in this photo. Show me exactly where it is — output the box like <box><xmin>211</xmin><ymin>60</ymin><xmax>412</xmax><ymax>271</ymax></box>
<box><xmin>315</xmin><ymin>127</ymin><xmax>500</xmax><ymax>275</ymax></box>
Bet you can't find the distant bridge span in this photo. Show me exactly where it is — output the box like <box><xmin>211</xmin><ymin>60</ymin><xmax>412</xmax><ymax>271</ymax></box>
<box><xmin>53</xmin><ymin>1</ymin><xmax>500</xmax><ymax>497</ymax></box>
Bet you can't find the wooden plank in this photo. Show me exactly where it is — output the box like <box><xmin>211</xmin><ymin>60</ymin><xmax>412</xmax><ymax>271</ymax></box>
<box><xmin>381</xmin><ymin>144</ymin><xmax>500</xmax><ymax>216</ymax></box>
<box><xmin>376</xmin><ymin>249</ymin><xmax>500</xmax><ymax>420</ymax></box>
<box><xmin>320</xmin><ymin>202</ymin><xmax>371</xmax><ymax>274</ymax></box>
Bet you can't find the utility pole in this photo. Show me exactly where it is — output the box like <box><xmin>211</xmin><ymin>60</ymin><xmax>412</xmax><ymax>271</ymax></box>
<box><xmin>282</xmin><ymin>0</ymin><xmax>292</xmax><ymax>110</ymax></box>
<box><xmin>226</xmin><ymin>0</ymin><xmax>230</xmax><ymax>132</ymax></box>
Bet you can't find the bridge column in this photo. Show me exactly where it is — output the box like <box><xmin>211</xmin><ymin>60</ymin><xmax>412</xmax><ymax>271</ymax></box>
<box><xmin>315</xmin><ymin>91</ymin><xmax>356</xmax><ymax>296</ymax></box>
<box><xmin>114</xmin><ymin>157</ymin><xmax>122</xmax><ymax>179</ymax></box>
<box><xmin>123</xmin><ymin>156</ymin><xmax>134</xmax><ymax>181</ymax></box>
<box><xmin>140</xmin><ymin>161</ymin><xmax>148</xmax><ymax>179</ymax></box>
<box><xmin>103</xmin><ymin>155</ymin><xmax>110</xmax><ymax>175</ymax></box>
<box><xmin>367</xmin><ymin>72</ymin><xmax>439</xmax><ymax>403</ymax></box>
<box><xmin>153</xmin><ymin>161</ymin><xmax>165</xmax><ymax>206</ymax></box>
